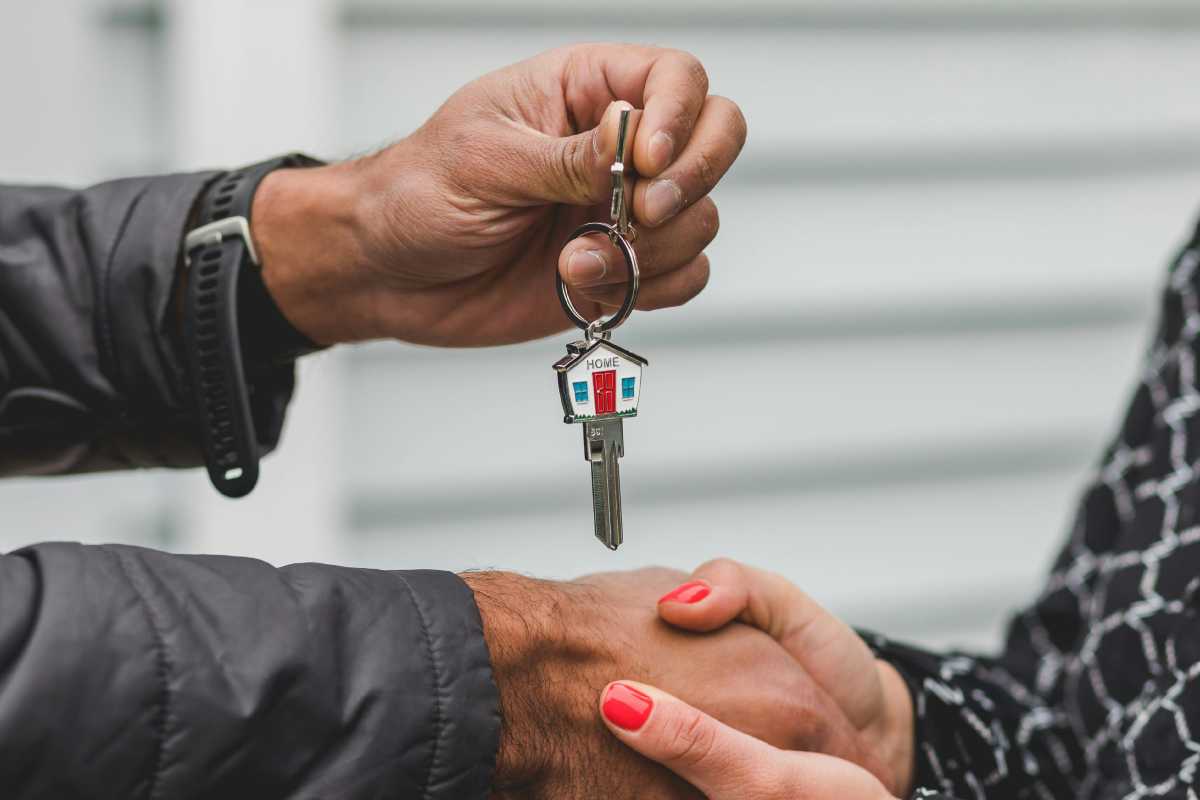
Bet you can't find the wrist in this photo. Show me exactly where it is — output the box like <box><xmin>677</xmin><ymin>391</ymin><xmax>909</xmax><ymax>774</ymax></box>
<box><xmin>250</xmin><ymin>160</ymin><xmax>376</xmax><ymax>345</ymax></box>
<box><xmin>871</xmin><ymin>659</ymin><xmax>917</xmax><ymax>797</ymax></box>
<box><xmin>461</xmin><ymin>571</ymin><xmax>613</xmax><ymax>790</ymax></box>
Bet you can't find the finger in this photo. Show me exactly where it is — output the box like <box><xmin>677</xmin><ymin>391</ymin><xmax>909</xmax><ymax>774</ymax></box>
<box><xmin>577</xmin><ymin>253</ymin><xmax>710</xmax><ymax>312</ymax></box>
<box><xmin>658</xmin><ymin>559</ymin><xmax>881</xmax><ymax>729</ymax></box>
<box><xmin>561</xmin><ymin>45</ymin><xmax>710</xmax><ymax>178</ymax></box>
<box><xmin>656</xmin><ymin>559</ymin><xmax>753</xmax><ymax>631</ymax></box>
<box><xmin>600</xmin><ymin>680</ymin><xmax>787</xmax><ymax>797</ymax></box>
<box><xmin>531</xmin><ymin>99</ymin><xmax>642</xmax><ymax>206</ymax></box>
<box><xmin>629</xmin><ymin>49</ymin><xmax>709</xmax><ymax>177</ymax></box>
<box><xmin>599</xmin><ymin>681</ymin><xmax>895</xmax><ymax>799</ymax></box>
<box><xmin>633</xmin><ymin>95</ymin><xmax>747</xmax><ymax>228</ymax></box>
<box><xmin>559</xmin><ymin>197</ymin><xmax>719</xmax><ymax>288</ymax></box>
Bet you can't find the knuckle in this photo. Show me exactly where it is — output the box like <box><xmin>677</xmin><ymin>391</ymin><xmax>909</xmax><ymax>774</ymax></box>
<box><xmin>698</xmin><ymin>198</ymin><xmax>720</xmax><ymax>243</ymax></box>
<box><xmin>694</xmin><ymin>148</ymin><xmax>719</xmax><ymax>194</ymax></box>
<box><xmin>698</xmin><ymin>556</ymin><xmax>742</xmax><ymax>584</ymax></box>
<box><xmin>633</xmin><ymin>235</ymin><xmax>660</xmax><ymax>273</ymax></box>
<box><xmin>715</xmin><ymin>96</ymin><xmax>749</xmax><ymax>151</ymax></box>
<box><xmin>562</xmin><ymin>43</ymin><xmax>598</xmax><ymax>75</ymax></box>
<box><xmin>775</xmin><ymin>774</ymin><xmax>811</xmax><ymax>799</ymax></box>
<box><xmin>676</xmin><ymin>50</ymin><xmax>710</xmax><ymax>96</ymax></box>
<box><xmin>666</xmin><ymin>96</ymin><xmax>696</xmax><ymax>139</ymax></box>
<box><xmin>687</xmin><ymin>255</ymin><xmax>711</xmax><ymax>298</ymax></box>
<box><xmin>661</xmin><ymin>707</ymin><xmax>720</xmax><ymax>768</ymax></box>
<box><xmin>660</xmin><ymin>255</ymin><xmax>710</xmax><ymax>309</ymax></box>
<box><xmin>739</xmin><ymin>766</ymin><xmax>802</xmax><ymax>800</ymax></box>
<box><xmin>556</xmin><ymin>136</ymin><xmax>594</xmax><ymax>199</ymax></box>
<box><xmin>550</xmin><ymin>43</ymin><xmax>578</xmax><ymax>67</ymax></box>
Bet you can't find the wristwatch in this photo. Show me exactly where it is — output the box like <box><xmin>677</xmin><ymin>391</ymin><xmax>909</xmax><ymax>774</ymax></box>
<box><xmin>182</xmin><ymin>153</ymin><xmax>323</xmax><ymax>498</ymax></box>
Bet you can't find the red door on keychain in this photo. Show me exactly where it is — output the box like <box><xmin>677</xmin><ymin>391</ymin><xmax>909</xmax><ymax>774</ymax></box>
<box><xmin>592</xmin><ymin>370</ymin><xmax>616</xmax><ymax>414</ymax></box>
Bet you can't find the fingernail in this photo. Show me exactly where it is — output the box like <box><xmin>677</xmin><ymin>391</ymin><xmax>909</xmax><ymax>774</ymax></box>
<box><xmin>644</xmin><ymin>179</ymin><xmax>683</xmax><ymax>225</ymax></box>
<box><xmin>568</xmin><ymin>249</ymin><xmax>607</xmax><ymax>285</ymax></box>
<box><xmin>648</xmin><ymin>130</ymin><xmax>675</xmax><ymax>171</ymax></box>
<box><xmin>602</xmin><ymin>683</ymin><xmax>654</xmax><ymax>731</ymax></box>
<box><xmin>658</xmin><ymin>580</ymin><xmax>711</xmax><ymax>605</ymax></box>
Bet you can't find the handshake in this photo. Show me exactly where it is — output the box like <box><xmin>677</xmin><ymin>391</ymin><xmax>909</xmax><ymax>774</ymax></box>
<box><xmin>465</xmin><ymin>560</ymin><xmax>914</xmax><ymax>800</ymax></box>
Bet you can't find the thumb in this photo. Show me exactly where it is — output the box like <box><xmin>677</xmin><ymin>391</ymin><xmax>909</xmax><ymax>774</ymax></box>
<box><xmin>657</xmin><ymin>559</ymin><xmax>881</xmax><ymax>729</ymax></box>
<box><xmin>599</xmin><ymin>681</ymin><xmax>896</xmax><ymax>799</ymax></box>
<box><xmin>529</xmin><ymin>100</ymin><xmax>640</xmax><ymax>205</ymax></box>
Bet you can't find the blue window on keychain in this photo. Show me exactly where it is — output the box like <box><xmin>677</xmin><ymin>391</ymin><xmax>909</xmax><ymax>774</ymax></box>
<box><xmin>622</xmin><ymin>377</ymin><xmax>636</xmax><ymax>399</ymax></box>
<box><xmin>573</xmin><ymin>381</ymin><xmax>589</xmax><ymax>403</ymax></box>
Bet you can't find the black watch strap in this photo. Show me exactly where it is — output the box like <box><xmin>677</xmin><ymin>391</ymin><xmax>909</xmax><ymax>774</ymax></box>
<box><xmin>182</xmin><ymin>153</ymin><xmax>321</xmax><ymax>498</ymax></box>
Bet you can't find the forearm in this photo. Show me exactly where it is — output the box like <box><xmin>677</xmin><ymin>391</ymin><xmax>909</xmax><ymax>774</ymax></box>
<box><xmin>0</xmin><ymin>543</ymin><xmax>498</xmax><ymax>799</ymax></box>
<box><xmin>461</xmin><ymin>570</ymin><xmax>616</xmax><ymax>791</ymax></box>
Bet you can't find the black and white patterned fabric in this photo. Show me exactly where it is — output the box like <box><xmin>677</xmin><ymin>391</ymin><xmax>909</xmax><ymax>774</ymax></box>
<box><xmin>868</xmin><ymin>220</ymin><xmax>1200</xmax><ymax>800</ymax></box>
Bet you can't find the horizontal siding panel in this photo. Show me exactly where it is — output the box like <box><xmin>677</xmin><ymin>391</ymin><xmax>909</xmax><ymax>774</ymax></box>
<box><xmin>340</xmin><ymin>321</ymin><xmax>1145</xmax><ymax>500</ymax></box>
<box><xmin>0</xmin><ymin>473</ymin><xmax>177</xmax><ymax>551</ymax></box>
<box><xmin>104</xmin><ymin>2</ymin><xmax>1200</xmax><ymax>31</ymax></box>
<box><xmin>95</xmin><ymin>17</ymin><xmax>164</xmax><ymax>177</ymax></box>
<box><xmin>343</xmin><ymin>1</ymin><xmax>1200</xmax><ymax>30</ymax></box>
<box><xmin>704</xmin><ymin>174</ymin><xmax>1197</xmax><ymax>318</ymax></box>
<box><xmin>339</xmin><ymin>27</ymin><xmax>1200</xmax><ymax>158</ymax></box>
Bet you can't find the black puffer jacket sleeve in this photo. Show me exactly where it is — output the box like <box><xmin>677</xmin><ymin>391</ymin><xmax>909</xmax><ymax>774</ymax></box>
<box><xmin>0</xmin><ymin>542</ymin><xmax>500</xmax><ymax>799</ymax></box>
<box><xmin>0</xmin><ymin>174</ymin><xmax>295</xmax><ymax>475</ymax></box>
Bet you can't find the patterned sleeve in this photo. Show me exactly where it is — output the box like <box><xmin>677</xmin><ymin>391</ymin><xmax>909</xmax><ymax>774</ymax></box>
<box><xmin>864</xmin><ymin>627</ymin><xmax>1083</xmax><ymax>800</ymax></box>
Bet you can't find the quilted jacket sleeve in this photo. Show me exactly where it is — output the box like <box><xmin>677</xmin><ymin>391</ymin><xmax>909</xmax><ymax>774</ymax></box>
<box><xmin>0</xmin><ymin>174</ymin><xmax>295</xmax><ymax>475</ymax></box>
<box><xmin>0</xmin><ymin>542</ymin><xmax>500</xmax><ymax>799</ymax></box>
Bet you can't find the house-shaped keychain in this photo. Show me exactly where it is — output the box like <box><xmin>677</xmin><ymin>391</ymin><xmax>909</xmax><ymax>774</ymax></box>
<box><xmin>553</xmin><ymin>339</ymin><xmax>648</xmax><ymax>424</ymax></box>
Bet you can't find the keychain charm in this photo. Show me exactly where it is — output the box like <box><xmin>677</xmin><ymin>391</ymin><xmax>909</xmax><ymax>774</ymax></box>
<box><xmin>552</xmin><ymin>109</ymin><xmax>647</xmax><ymax>551</ymax></box>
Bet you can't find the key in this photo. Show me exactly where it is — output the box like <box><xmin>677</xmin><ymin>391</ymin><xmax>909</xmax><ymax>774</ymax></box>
<box><xmin>553</xmin><ymin>336</ymin><xmax>647</xmax><ymax>550</ymax></box>
<box><xmin>584</xmin><ymin>417</ymin><xmax>625</xmax><ymax>550</ymax></box>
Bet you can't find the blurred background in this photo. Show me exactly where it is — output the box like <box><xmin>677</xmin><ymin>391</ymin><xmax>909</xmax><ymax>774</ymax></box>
<box><xmin>2</xmin><ymin>0</ymin><xmax>1198</xmax><ymax>650</ymax></box>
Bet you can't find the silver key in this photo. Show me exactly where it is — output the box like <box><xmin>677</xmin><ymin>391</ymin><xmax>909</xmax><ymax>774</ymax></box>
<box><xmin>584</xmin><ymin>418</ymin><xmax>625</xmax><ymax>550</ymax></box>
<box><xmin>553</xmin><ymin>337</ymin><xmax>647</xmax><ymax>550</ymax></box>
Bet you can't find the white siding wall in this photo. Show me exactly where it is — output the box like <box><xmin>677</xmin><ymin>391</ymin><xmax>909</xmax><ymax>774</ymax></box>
<box><xmin>3</xmin><ymin>1</ymin><xmax>1200</xmax><ymax>648</ymax></box>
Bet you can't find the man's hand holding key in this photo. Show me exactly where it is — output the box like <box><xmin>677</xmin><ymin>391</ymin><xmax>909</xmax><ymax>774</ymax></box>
<box><xmin>249</xmin><ymin>44</ymin><xmax>746</xmax><ymax>349</ymax></box>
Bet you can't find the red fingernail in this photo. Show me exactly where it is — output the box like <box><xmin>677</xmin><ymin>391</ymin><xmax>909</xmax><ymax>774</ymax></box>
<box><xmin>602</xmin><ymin>683</ymin><xmax>654</xmax><ymax>731</ymax></box>
<box><xmin>658</xmin><ymin>580</ymin><xmax>711</xmax><ymax>605</ymax></box>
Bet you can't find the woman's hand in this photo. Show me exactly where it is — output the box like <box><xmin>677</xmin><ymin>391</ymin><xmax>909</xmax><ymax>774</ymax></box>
<box><xmin>599</xmin><ymin>680</ymin><xmax>898</xmax><ymax>799</ymax></box>
<box><xmin>252</xmin><ymin>44</ymin><xmax>746</xmax><ymax>347</ymax></box>
<box><xmin>654</xmin><ymin>559</ymin><xmax>917</xmax><ymax>796</ymax></box>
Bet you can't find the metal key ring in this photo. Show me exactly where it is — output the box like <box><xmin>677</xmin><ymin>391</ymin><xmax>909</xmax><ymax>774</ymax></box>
<box><xmin>556</xmin><ymin>221</ymin><xmax>640</xmax><ymax>336</ymax></box>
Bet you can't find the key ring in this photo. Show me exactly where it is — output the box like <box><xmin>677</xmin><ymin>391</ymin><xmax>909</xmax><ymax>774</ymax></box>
<box><xmin>556</xmin><ymin>222</ymin><xmax>640</xmax><ymax>338</ymax></box>
<box><xmin>555</xmin><ymin>108</ymin><xmax>640</xmax><ymax>339</ymax></box>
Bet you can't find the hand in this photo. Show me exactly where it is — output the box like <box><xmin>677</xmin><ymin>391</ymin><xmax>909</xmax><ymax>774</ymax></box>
<box><xmin>252</xmin><ymin>44</ymin><xmax>747</xmax><ymax>347</ymax></box>
<box><xmin>600</xmin><ymin>680</ymin><xmax>898</xmax><ymax>799</ymax></box>
<box><xmin>654</xmin><ymin>560</ymin><xmax>916</xmax><ymax>796</ymax></box>
<box><xmin>460</xmin><ymin>568</ymin><xmax>888</xmax><ymax>800</ymax></box>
